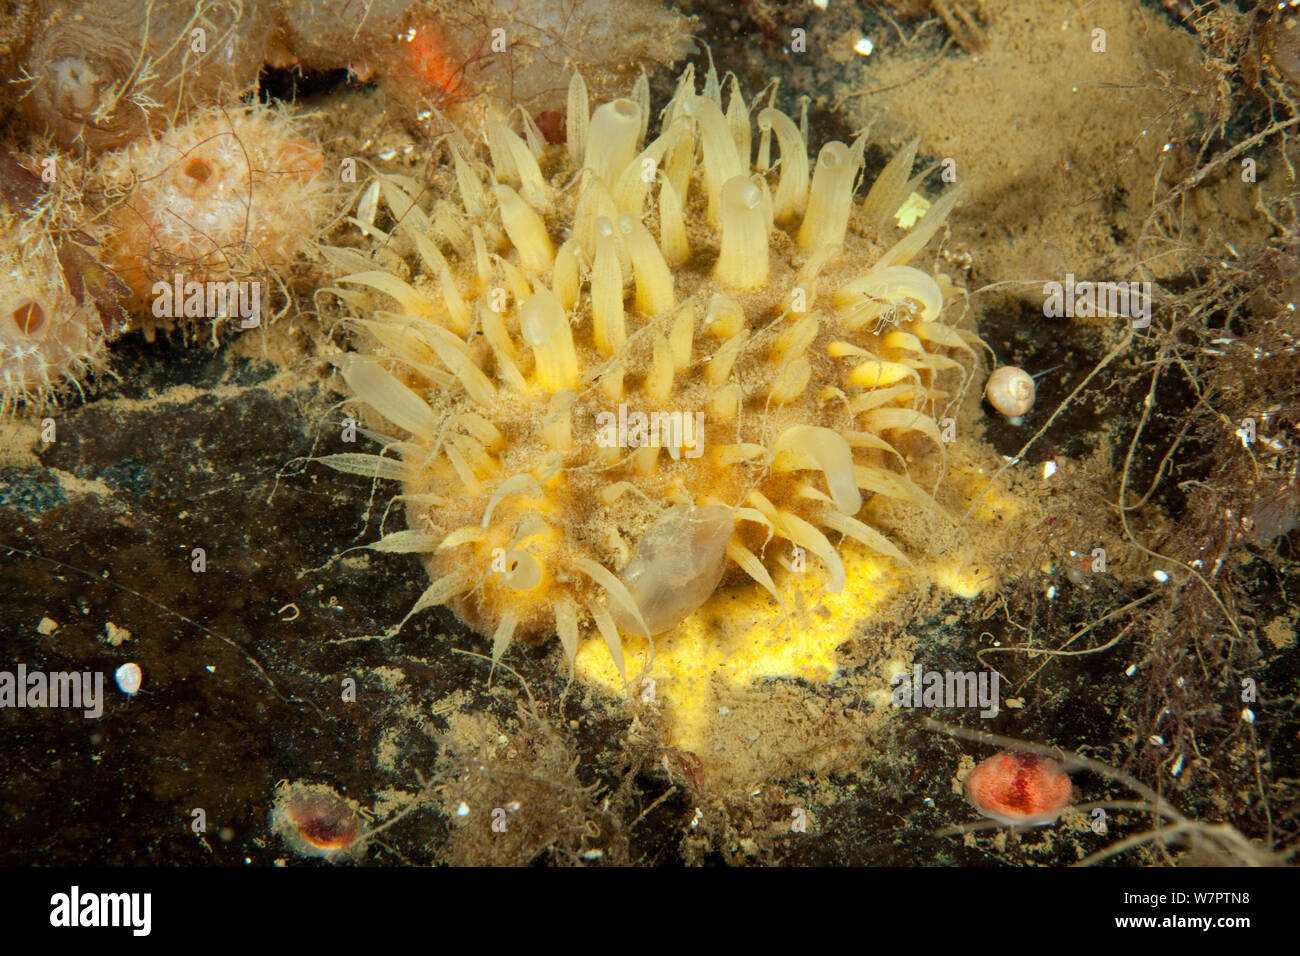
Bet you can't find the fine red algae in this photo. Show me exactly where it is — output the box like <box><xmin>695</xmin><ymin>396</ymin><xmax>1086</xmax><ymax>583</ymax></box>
<box><xmin>966</xmin><ymin>751</ymin><xmax>1072</xmax><ymax>827</ymax></box>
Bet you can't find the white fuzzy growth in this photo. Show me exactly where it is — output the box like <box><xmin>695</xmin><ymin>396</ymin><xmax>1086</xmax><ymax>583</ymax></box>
<box><xmin>0</xmin><ymin>233</ymin><xmax>106</xmax><ymax>410</ymax></box>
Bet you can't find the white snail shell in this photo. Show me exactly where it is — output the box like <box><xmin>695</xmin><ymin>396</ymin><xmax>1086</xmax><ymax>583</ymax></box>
<box><xmin>985</xmin><ymin>366</ymin><xmax>1035</xmax><ymax>417</ymax></box>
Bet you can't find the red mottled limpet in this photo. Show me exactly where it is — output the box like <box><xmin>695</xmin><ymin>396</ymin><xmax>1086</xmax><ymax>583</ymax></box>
<box><xmin>270</xmin><ymin>781</ymin><xmax>367</xmax><ymax>862</ymax></box>
<box><xmin>966</xmin><ymin>750</ymin><xmax>1072</xmax><ymax>826</ymax></box>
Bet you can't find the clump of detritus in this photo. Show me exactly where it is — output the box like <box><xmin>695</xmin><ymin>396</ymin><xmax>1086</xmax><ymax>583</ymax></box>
<box><xmin>427</xmin><ymin>686</ymin><xmax>683</xmax><ymax>866</ymax></box>
<box><xmin>879</xmin><ymin>0</ymin><xmax>987</xmax><ymax>53</ymax></box>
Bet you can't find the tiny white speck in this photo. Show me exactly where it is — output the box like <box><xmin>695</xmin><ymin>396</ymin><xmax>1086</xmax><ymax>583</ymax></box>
<box><xmin>1043</xmin><ymin>460</ymin><xmax>1058</xmax><ymax>479</ymax></box>
<box><xmin>1125</xmin><ymin>664</ymin><xmax>1137</xmax><ymax>677</ymax></box>
<box><xmin>1153</xmin><ymin>569</ymin><xmax>1169</xmax><ymax>582</ymax></box>
<box><xmin>1046</xmin><ymin>585</ymin><xmax>1057</xmax><ymax>600</ymax></box>
<box><xmin>1243</xmin><ymin>708</ymin><xmax>1255</xmax><ymax>724</ymax></box>
<box><xmin>853</xmin><ymin>37</ymin><xmax>874</xmax><ymax>56</ymax></box>
<box><xmin>115</xmin><ymin>663</ymin><xmax>142</xmax><ymax>695</ymax></box>
<box><xmin>812</xmin><ymin>0</ymin><xmax>828</xmax><ymax>8</ymax></box>
<box><xmin>1149</xmin><ymin>735</ymin><xmax>1164</xmax><ymax>746</ymax></box>
<box><xmin>456</xmin><ymin>801</ymin><xmax>470</xmax><ymax>817</ymax></box>
<box><xmin>718</xmin><ymin>705</ymin><xmax>730</xmax><ymax>716</ymax></box>
<box><xmin>205</xmin><ymin>665</ymin><xmax>215</xmax><ymax>674</ymax></box>
<box><xmin>1171</xmin><ymin>753</ymin><xmax>1184</xmax><ymax>777</ymax></box>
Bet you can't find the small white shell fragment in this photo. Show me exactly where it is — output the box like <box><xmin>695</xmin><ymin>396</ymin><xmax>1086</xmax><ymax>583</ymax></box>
<box><xmin>114</xmin><ymin>662</ymin><xmax>142</xmax><ymax>695</ymax></box>
<box><xmin>1153</xmin><ymin>569</ymin><xmax>1169</xmax><ymax>582</ymax></box>
<box><xmin>1242</xmin><ymin>708</ymin><xmax>1255</xmax><ymax>724</ymax></box>
<box><xmin>985</xmin><ymin>366</ymin><xmax>1035</xmax><ymax>418</ymax></box>
<box><xmin>1043</xmin><ymin>460</ymin><xmax>1058</xmax><ymax>479</ymax></box>
<box><xmin>103</xmin><ymin>621</ymin><xmax>133</xmax><ymax>646</ymax></box>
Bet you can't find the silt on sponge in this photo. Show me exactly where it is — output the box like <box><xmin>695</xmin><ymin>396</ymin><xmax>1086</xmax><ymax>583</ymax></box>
<box><xmin>318</xmin><ymin>64</ymin><xmax>980</xmax><ymax>690</ymax></box>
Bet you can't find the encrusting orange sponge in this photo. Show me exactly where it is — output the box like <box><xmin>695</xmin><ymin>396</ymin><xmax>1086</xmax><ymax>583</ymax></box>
<box><xmin>320</xmin><ymin>65</ymin><xmax>977</xmax><ymax>679</ymax></box>
<box><xmin>0</xmin><ymin>151</ymin><xmax>126</xmax><ymax>416</ymax></box>
<box><xmin>96</xmin><ymin>104</ymin><xmax>331</xmax><ymax>336</ymax></box>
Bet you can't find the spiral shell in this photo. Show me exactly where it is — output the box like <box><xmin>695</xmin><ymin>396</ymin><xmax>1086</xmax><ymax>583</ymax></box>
<box><xmin>985</xmin><ymin>365</ymin><xmax>1035</xmax><ymax>417</ymax></box>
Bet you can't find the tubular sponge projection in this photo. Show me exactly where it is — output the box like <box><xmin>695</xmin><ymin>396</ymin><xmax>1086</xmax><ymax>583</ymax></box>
<box><xmin>319</xmin><ymin>64</ymin><xmax>977</xmax><ymax>683</ymax></box>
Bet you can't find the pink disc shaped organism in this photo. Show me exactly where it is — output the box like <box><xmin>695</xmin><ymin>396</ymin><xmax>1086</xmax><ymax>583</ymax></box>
<box><xmin>966</xmin><ymin>750</ymin><xmax>1072</xmax><ymax>827</ymax></box>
